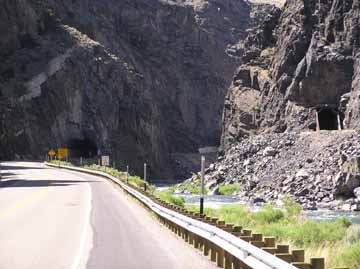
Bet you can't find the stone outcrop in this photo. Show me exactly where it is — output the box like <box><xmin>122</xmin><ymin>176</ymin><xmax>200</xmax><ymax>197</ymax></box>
<box><xmin>0</xmin><ymin>0</ymin><xmax>256</xmax><ymax>179</ymax></box>
<box><xmin>222</xmin><ymin>0</ymin><xmax>360</xmax><ymax>148</ymax></box>
<box><xmin>208</xmin><ymin>0</ymin><xmax>360</xmax><ymax>210</ymax></box>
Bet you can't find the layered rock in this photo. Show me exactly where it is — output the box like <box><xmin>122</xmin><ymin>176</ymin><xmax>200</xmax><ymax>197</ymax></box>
<box><xmin>0</xmin><ymin>0</ymin><xmax>254</xmax><ymax>179</ymax></box>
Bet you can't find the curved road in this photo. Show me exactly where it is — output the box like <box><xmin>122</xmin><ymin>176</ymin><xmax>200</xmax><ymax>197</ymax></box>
<box><xmin>0</xmin><ymin>162</ymin><xmax>218</xmax><ymax>269</ymax></box>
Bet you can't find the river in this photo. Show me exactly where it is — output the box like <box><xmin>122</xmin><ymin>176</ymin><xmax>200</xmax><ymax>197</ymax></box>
<box><xmin>179</xmin><ymin>194</ymin><xmax>360</xmax><ymax>224</ymax></box>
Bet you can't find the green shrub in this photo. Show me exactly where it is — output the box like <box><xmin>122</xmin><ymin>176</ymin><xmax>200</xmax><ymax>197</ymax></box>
<box><xmin>175</xmin><ymin>179</ymin><xmax>209</xmax><ymax>194</ymax></box>
<box><xmin>283</xmin><ymin>196</ymin><xmax>302</xmax><ymax>219</ymax></box>
<box><xmin>49</xmin><ymin>160</ymin><xmax>73</xmax><ymax>166</ymax></box>
<box><xmin>218</xmin><ymin>183</ymin><xmax>241</xmax><ymax>195</ymax></box>
<box><xmin>155</xmin><ymin>191</ymin><xmax>185</xmax><ymax>207</ymax></box>
<box><xmin>251</xmin><ymin>204</ymin><xmax>284</xmax><ymax>224</ymax></box>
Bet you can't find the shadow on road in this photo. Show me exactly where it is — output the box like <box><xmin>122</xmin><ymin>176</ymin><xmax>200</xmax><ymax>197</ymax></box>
<box><xmin>0</xmin><ymin>179</ymin><xmax>96</xmax><ymax>188</ymax></box>
<box><xmin>0</xmin><ymin>165</ymin><xmax>45</xmax><ymax>170</ymax></box>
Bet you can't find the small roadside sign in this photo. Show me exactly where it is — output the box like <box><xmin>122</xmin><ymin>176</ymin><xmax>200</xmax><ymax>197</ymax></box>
<box><xmin>101</xmin><ymin>155</ymin><xmax>110</xmax><ymax>166</ymax></box>
<box><xmin>58</xmin><ymin>148</ymin><xmax>69</xmax><ymax>160</ymax></box>
<box><xmin>48</xmin><ymin>149</ymin><xmax>56</xmax><ymax>160</ymax></box>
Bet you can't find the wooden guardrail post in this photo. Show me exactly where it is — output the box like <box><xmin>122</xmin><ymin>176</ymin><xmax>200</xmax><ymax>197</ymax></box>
<box><xmin>292</xmin><ymin>249</ymin><xmax>305</xmax><ymax>263</ymax></box>
<box><xmin>210</xmin><ymin>242</ymin><xmax>217</xmax><ymax>262</ymax></box>
<box><xmin>310</xmin><ymin>258</ymin><xmax>325</xmax><ymax>269</ymax></box>
<box><xmin>276</xmin><ymin>244</ymin><xmax>290</xmax><ymax>253</ymax></box>
<box><xmin>203</xmin><ymin>239</ymin><xmax>210</xmax><ymax>256</ymax></box>
<box><xmin>264</xmin><ymin>237</ymin><xmax>276</xmax><ymax>247</ymax></box>
<box><xmin>217</xmin><ymin>247</ymin><xmax>225</xmax><ymax>268</ymax></box>
<box><xmin>224</xmin><ymin>251</ymin><xmax>232</xmax><ymax>269</ymax></box>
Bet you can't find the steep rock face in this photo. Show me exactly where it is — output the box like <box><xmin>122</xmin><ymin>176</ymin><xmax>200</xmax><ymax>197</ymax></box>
<box><xmin>211</xmin><ymin>0</ymin><xmax>360</xmax><ymax>208</ymax></box>
<box><xmin>261</xmin><ymin>0</ymin><xmax>360</xmax><ymax>131</ymax></box>
<box><xmin>0</xmin><ymin>0</ymin><xmax>252</xmax><ymax>179</ymax></box>
<box><xmin>221</xmin><ymin>3</ymin><xmax>281</xmax><ymax>151</ymax></box>
<box><xmin>222</xmin><ymin>0</ymin><xmax>360</xmax><ymax>149</ymax></box>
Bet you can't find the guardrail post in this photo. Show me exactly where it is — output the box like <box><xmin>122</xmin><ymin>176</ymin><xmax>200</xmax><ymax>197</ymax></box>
<box><xmin>232</xmin><ymin>258</ymin><xmax>240</xmax><ymax>269</ymax></box>
<box><xmin>224</xmin><ymin>251</ymin><xmax>232</xmax><ymax>269</ymax></box>
<box><xmin>276</xmin><ymin>253</ymin><xmax>292</xmax><ymax>263</ymax></box>
<box><xmin>210</xmin><ymin>243</ymin><xmax>217</xmax><ymax>262</ymax></box>
<box><xmin>276</xmin><ymin>244</ymin><xmax>290</xmax><ymax>254</ymax></box>
<box><xmin>217</xmin><ymin>247</ymin><xmax>224</xmax><ymax>268</ymax></box>
<box><xmin>310</xmin><ymin>258</ymin><xmax>325</xmax><ymax>269</ymax></box>
<box><xmin>189</xmin><ymin>232</ymin><xmax>194</xmax><ymax>245</ymax></box>
<box><xmin>292</xmin><ymin>249</ymin><xmax>305</xmax><ymax>263</ymax></box>
<box><xmin>264</xmin><ymin>237</ymin><xmax>276</xmax><ymax>247</ymax></box>
<box><xmin>203</xmin><ymin>239</ymin><xmax>210</xmax><ymax>256</ymax></box>
<box><xmin>184</xmin><ymin>230</ymin><xmax>189</xmax><ymax>243</ymax></box>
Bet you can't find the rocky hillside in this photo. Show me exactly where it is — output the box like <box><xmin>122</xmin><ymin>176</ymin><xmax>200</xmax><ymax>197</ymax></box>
<box><xmin>194</xmin><ymin>0</ymin><xmax>360</xmax><ymax>210</ymax></box>
<box><xmin>0</xmin><ymin>0</ymin><xmax>258</xmax><ymax>179</ymax></box>
<box><xmin>202</xmin><ymin>130</ymin><xmax>360</xmax><ymax>211</ymax></box>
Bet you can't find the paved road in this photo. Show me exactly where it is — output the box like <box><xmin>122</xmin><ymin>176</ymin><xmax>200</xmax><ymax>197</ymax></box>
<box><xmin>0</xmin><ymin>162</ymin><xmax>218</xmax><ymax>269</ymax></box>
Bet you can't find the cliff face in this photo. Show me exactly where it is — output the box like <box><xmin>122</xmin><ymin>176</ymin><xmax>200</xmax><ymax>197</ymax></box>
<box><xmin>210</xmin><ymin>0</ymin><xmax>360</xmax><ymax>210</ymax></box>
<box><xmin>0</xmin><ymin>0</ymin><xmax>252</xmax><ymax>179</ymax></box>
<box><xmin>261</xmin><ymin>0</ymin><xmax>359</xmax><ymax>132</ymax></box>
<box><xmin>222</xmin><ymin>0</ymin><xmax>360</xmax><ymax>149</ymax></box>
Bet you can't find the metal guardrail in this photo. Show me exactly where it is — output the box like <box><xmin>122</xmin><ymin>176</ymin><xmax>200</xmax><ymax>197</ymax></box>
<box><xmin>45</xmin><ymin>163</ymin><xmax>299</xmax><ymax>269</ymax></box>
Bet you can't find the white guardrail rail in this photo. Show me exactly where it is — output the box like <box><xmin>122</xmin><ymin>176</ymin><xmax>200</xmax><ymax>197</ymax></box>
<box><xmin>45</xmin><ymin>163</ymin><xmax>298</xmax><ymax>269</ymax></box>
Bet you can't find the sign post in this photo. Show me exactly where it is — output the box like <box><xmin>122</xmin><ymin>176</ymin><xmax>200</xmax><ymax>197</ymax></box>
<box><xmin>144</xmin><ymin>163</ymin><xmax>147</xmax><ymax>191</ymax></box>
<box><xmin>200</xmin><ymin>155</ymin><xmax>205</xmax><ymax>215</ymax></box>
<box><xmin>126</xmin><ymin>165</ymin><xmax>129</xmax><ymax>184</ymax></box>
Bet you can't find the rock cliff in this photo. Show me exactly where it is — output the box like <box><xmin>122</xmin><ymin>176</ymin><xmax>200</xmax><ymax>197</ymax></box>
<box><xmin>0</xmin><ymin>0</ymin><xmax>253</xmax><ymax>179</ymax></box>
<box><xmin>208</xmin><ymin>0</ymin><xmax>360</xmax><ymax>210</ymax></box>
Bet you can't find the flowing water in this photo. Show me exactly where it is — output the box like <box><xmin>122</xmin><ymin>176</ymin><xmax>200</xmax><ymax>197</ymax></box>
<box><xmin>179</xmin><ymin>194</ymin><xmax>360</xmax><ymax>224</ymax></box>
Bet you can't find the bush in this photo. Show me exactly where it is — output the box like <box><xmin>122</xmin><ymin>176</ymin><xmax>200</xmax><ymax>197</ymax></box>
<box><xmin>155</xmin><ymin>191</ymin><xmax>185</xmax><ymax>207</ymax></box>
<box><xmin>49</xmin><ymin>160</ymin><xmax>73</xmax><ymax>166</ymax></box>
<box><xmin>218</xmin><ymin>183</ymin><xmax>241</xmax><ymax>195</ymax></box>
<box><xmin>283</xmin><ymin>196</ymin><xmax>302</xmax><ymax>219</ymax></box>
<box><xmin>175</xmin><ymin>179</ymin><xmax>209</xmax><ymax>194</ymax></box>
<box><xmin>251</xmin><ymin>204</ymin><xmax>284</xmax><ymax>224</ymax></box>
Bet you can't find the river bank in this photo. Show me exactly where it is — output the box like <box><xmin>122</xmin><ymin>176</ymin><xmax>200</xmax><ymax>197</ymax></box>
<box><xmin>178</xmin><ymin>194</ymin><xmax>360</xmax><ymax>224</ymax></box>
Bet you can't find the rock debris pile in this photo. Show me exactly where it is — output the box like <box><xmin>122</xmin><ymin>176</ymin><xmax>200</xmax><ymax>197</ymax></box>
<box><xmin>200</xmin><ymin>131</ymin><xmax>360</xmax><ymax>211</ymax></box>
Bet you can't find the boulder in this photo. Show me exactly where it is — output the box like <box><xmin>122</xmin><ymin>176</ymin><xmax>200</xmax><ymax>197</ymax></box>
<box><xmin>295</xmin><ymin>169</ymin><xmax>311</xmax><ymax>180</ymax></box>
<box><xmin>334</xmin><ymin>172</ymin><xmax>360</xmax><ymax>197</ymax></box>
<box><xmin>354</xmin><ymin>187</ymin><xmax>360</xmax><ymax>199</ymax></box>
<box><xmin>209</xmin><ymin>186</ymin><xmax>220</xmax><ymax>195</ymax></box>
<box><xmin>263</xmin><ymin>146</ymin><xmax>277</xmax><ymax>157</ymax></box>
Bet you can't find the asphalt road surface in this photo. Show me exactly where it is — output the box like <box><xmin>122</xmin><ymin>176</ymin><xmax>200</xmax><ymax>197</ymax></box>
<box><xmin>0</xmin><ymin>162</ymin><xmax>218</xmax><ymax>269</ymax></box>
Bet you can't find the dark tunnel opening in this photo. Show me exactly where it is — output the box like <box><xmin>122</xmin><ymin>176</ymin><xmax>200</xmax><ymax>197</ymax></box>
<box><xmin>67</xmin><ymin>138</ymin><xmax>98</xmax><ymax>158</ymax></box>
<box><xmin>317</xmin><ymin>108</ymin><xmax>340</xmax><ymax>131</ymax></box>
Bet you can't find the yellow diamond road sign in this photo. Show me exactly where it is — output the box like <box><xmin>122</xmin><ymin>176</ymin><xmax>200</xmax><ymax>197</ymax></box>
<box><xmin>48</xmin><ymin>149</ymin><xmax>56</xmax><ymax>157</ymax></box>
<box><xmin>57</xmin><ymin>148</ymin><xmax>68</xmax><ymax>160</ymax></box>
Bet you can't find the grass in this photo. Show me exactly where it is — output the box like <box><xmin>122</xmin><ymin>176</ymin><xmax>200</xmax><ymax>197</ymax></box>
<box><xmin>218</xmin><ymin>183</ymin><xmax>241</xmax><ymax>195</ymax></box>
<box><xmin>154</xmin><ymin>189</ymin><xmax>185</xmax><ymax>208</ymax></box>
<box><xmin>49</xmin><ymin>160</ymin><xmax>74</xmax><ymax>166</ymax></box>
<box><xmin>186</xmin><ymin>200</ymin><xmax>358</xmax><ymax>268</ymax></box>
<box><xmin>174</xmin><ymin>178</ymin><xmax>209</xmax><ymax>194</ymax></box>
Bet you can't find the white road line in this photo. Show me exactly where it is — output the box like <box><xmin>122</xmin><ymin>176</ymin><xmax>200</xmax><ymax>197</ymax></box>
<box><xmin>71</xmin><ymin>182</ymin><xmax>93</xmax><ymax>269</ymax></box>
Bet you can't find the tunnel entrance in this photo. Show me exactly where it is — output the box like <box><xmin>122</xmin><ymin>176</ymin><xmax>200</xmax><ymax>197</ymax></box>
<box><xmin>316</xmin><ymin>107</ymin><xmax>343</xmax><ymax>131</ymax></box>
<box><xmin>67</xmin><ymin>138</ymin><xmax>98</xmax><ymax>158</ymax></box>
